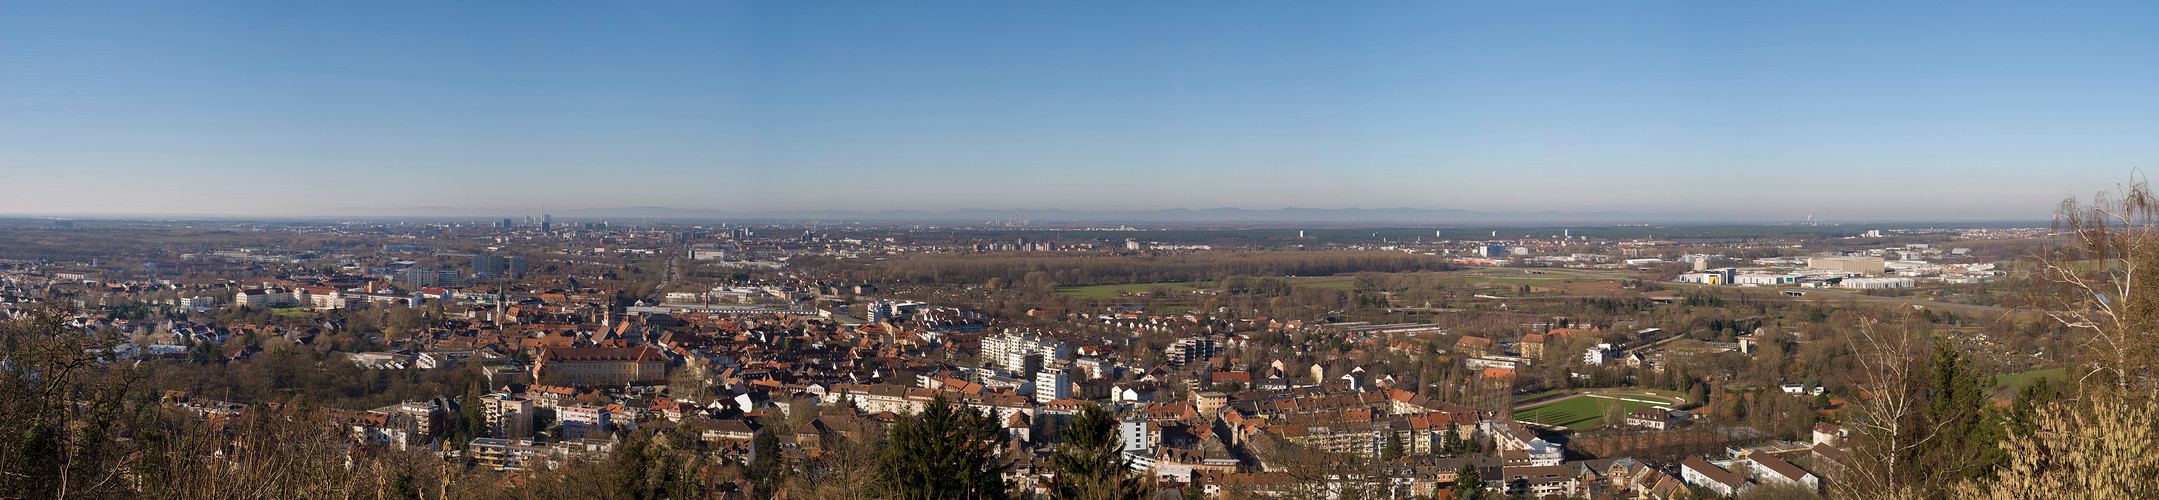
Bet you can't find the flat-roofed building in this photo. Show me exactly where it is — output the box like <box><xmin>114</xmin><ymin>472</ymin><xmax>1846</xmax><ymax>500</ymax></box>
<box><xmin>559</xmin><ymin>404</ymin><xmax>611</xmax><ymax>439</ymax></box>
<box><xmin>469</xmin><ymin>438</ymin><xmax>546</xmax><ymax>470</ymax></box>
<box><xmin>482</xmin><ymin>393</ymin><xmax>534</xmax><ymax>439</ymax></box>
<box><xmin>1807</xmin><ymin>257</ymin><xmax>1886</xmax><ymax>275</ymax></box>
<box><xmin>1839</xmin><ymin>277</ymin><xmax>1914</xmax><ymax>289</ymax></box>
<box><xmin>1035</xmin><ymin>367</ymin><xmax>1072</xmax><ymax>403</ymax></box>
<box><xmin>1733</xmin><ymin>274</ymin><xmax>1802</xmax><ymax>285</ymax></box>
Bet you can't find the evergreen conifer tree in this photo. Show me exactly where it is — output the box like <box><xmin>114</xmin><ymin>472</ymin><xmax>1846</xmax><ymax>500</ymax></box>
<box><xmin>1051</xmin><ymin>405</ymin><xmax>1141</xmax><ymax>500</ymax></box>
<box><xmin>875</xmin><ymin>394</ymin><xmax>1011</xmax><ymax>499</ymax></box>
<box><xmin>1452</xmin><ymin>463</ymin><xmax>1483</xmax><ymax>500</ymax></box>
<box><xmin>748</xmin><ymin>428</ymin><xmax>784</xmax><ymax>492</ymax></box>
<box><xmin>459</xmin><ymin>383</ymin><xmax>486</xmax><ymax>440</ymax></box>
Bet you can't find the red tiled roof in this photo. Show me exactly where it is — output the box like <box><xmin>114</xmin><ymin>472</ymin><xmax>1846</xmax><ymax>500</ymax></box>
<box><xmin>540</xmin><ymin>347</ymin><xmax>666</xmax><ymax>363</ymax></box>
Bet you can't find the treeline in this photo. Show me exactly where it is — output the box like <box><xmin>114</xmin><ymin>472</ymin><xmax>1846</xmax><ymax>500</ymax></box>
<box><xmin>863</xmin><ymin>251</ymin><xmax>1457</xmax><ymax>286</ymax></box>
<box><xmin>1569</xmin><ymin>430</ymin><xmax>1729</xmax><ymax>463</ymax></box>
<box><xmin>150</xmin><ymin>345</ymin><xmax>479</xmax><ymax>412</ymax></box>
<box><xmin>0</xmin><ymin>226</ymin><xmax>374</xmax><ymax>262</ymax></box>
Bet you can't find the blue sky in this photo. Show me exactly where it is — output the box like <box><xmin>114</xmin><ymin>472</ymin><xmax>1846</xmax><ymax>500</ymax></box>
<box><xmin>3</xmin><ymin>1</ymin><xmax>2156</xmax><ymax>220</ymax></box>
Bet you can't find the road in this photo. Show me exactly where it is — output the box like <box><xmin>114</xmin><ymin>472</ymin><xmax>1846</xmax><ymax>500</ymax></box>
<box><xmin>653</xmin><ymin>251</ymin><xmax>681</xmax><ymax>295</ymax></box>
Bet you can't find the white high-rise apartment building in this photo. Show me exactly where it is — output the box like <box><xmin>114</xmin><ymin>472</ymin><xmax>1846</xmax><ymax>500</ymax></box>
<box><xmin>982</xmin><ymin>332</ymin><xmax>1071</xmax><ymax>374</ymax></box>
<box><xmin>1034</xmin><ymin>367</ymin><xmax>1071</xmax><ymax>403</ymax></box>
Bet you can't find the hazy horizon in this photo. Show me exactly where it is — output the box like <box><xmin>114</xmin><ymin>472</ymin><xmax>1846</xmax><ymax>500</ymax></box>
<box><xmin>6</xmin><ymin>2</ymin><xmax>2157</xmax><ymax>220</ymax></box>
<box><xmin>0</xmin><ymin>205</ymin><xmax>2057</xmax><ymax>225</ymax></box>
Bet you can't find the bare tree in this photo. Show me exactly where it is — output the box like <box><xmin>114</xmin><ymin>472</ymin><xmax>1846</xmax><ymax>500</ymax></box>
<box><xmin>2041</xmin><ymin>178</ymin><xmax>2159</xmax><ymax>390</ymax></box>
<box><xmin>1950</xmin><ymin>178</ymin><xmax>2159</xmax><ymax>497</ymax></box>
<box><xmin>1598</xmin><ymin>396</ymin><xmax>1625</xmax><ymax>431</ymax></box>
<box><xmin>1834</xmin><ymin>320</ymin><xmax>1943</xmax><ymax>500</ymax></box>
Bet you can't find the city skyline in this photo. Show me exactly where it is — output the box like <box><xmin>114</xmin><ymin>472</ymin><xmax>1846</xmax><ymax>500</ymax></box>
<box><xmin>6</xmin><ymin>2</ymin><xmax>2159</xmax><ymax>220</ymax></box>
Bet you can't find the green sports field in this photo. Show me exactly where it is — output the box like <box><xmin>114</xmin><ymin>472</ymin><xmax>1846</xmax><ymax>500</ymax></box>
<box><xmin>1513</xmin><ymin>395</ymin><xmax>1666</xmax><ymax>430</ymax></box>
<box><xmin>1514</xmin><ymin>388</ymin><xmax>1687</xmax><ymax>405</ymax></box>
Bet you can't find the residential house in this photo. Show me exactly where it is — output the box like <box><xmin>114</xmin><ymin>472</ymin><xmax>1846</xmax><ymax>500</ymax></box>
<box><xmin>1746</xmin><ymin>453</ymin><xmax>1820</xmax><ymax>493</ymax></box>
<box><xmin>1680</xmin><ymin>456</ymin><xmax>1749</xmax><ymax>497</ymax></box>
<box><xmin>1625</xmin><ymin>406</ymin><xmax>1680</xmax><ymax>430</ymax></box>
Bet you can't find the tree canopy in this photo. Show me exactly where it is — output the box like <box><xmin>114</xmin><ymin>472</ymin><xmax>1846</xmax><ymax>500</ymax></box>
<box><xmin>875</xmin><ymin>395</ymin><xmax>1011</xmax><ymax>500</ymax></box>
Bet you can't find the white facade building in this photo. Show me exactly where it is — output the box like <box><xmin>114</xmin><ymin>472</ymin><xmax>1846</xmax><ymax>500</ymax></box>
<box><xmin>983</xmin><ymin>332</ymin><xmax>1072</xmax><ymax>373</ymax></box>
<box><xmin>1583</xmin><ymin>344</ymin><xmax>1619</xmax><ymax>366</ymax></box>
<box><xmin>1034</xmin><ymin>367</ymin><xmax>1071</xmax><ymax>403</ymax></box>
<box><xmin>1838</xmin><ymin>277</ymin><xmax>1914</xmax><ymax>289</ymax></box>
<box><xmin>1733</xmin><ymin>274</ymin><xmax>1802</xmax><ymax>285</ymax></box>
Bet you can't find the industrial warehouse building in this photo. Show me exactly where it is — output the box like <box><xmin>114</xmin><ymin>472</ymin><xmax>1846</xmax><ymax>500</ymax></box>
<box><xmin>1838</xmin><ymin>277</ymin><xmax>1914</xmax><ymax>289</ymax></box>
<box><xmin>1807</xmin><ymin>257</ymin><xmax>1887</xmax><ymax>275</ymax></box>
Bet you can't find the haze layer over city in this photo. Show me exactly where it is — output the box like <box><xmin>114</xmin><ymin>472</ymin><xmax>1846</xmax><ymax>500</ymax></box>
<box><xmin>3</xmin><ymin>3</ymin><xmax>2158</xmax><ymax>500</ymax></box>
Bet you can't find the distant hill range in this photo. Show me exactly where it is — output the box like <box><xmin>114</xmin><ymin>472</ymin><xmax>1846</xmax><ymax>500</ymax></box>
<box><xmin>510</xmin><ymin>206</ymin><xmax>1694</xmax><ymax>223</ymax></box>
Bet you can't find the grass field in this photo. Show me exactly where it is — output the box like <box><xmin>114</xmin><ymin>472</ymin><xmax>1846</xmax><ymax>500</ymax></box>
<box><xmin>1054</xmin><ymin>282</ymin><xmax>1200</xmax><ymax>298</ymax></box>
<box><xmin>1055</xmin><ymin>276</ymin><xmax>1358</xmax><ymax>297</ymax></box>
<box><xmin>1995</xmin><ymin>367</ymin><xmax>2066</xmax><ymax>390</ymax></box>
<box><xmin>270</xmin><ymin>307</ymin><xmax>316</xmax><ymax>318</ymax></box>
<box><xmin>1514</xmin><ymin>389</ymin><xmax>1571</xmax><ymax>404</ymax></box>
<box><xmin>1466</xmin><ymin>277</ymin><xmax>1584</xmax><ymax>285</ymax></box>
<box><xmin>1633</xmin><ymin>388</ymin><xmax>1691</xmax><ymax>401</ymax></box>
<box><xmin>1513</xmin><ymin>396</ymin><xmax>1664</xmax><ymax>430</ymax></box>
<box><xmin>1460</xmin><ymin>269</ymin><xmax>1589</xmax><ymax>286</ymax></box>
<box><xmin>1514</xmin><ymin>388</ymin><xmax>1690</xmax><ymax>406</ymax></box>
<box><xmin>1290</xmin><ymin>278</ymin><xmax>1358</xmax><ymax>290</ymax></box>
